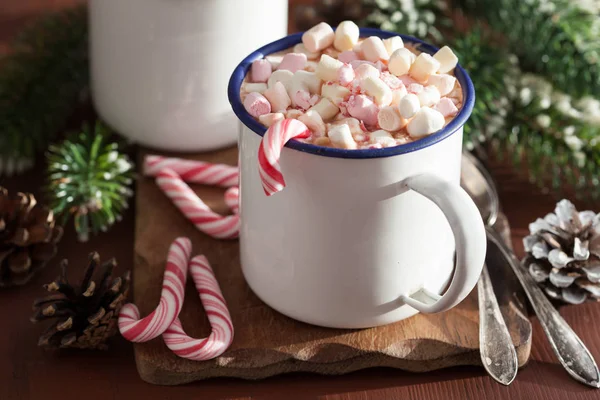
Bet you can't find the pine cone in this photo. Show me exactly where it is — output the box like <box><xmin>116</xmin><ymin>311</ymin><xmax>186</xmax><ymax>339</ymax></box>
<box><xmin>0</xmin><ymin>187</ymin><xmax>63</xmax><ymax>287</ymax></box>
<box><xmin>31</xmin><ymin>253</ymin><xmax>131</xmax><ymax>350</ymax></box>
<box><xmin>294</xmin><ymin>0</ymin><xmax>365</xmax><ymax>32</ymax></box>
<box><xmin>523</xmin><ymin>199</ymin><xmax>600</xmax><ymax>304</ymax></box>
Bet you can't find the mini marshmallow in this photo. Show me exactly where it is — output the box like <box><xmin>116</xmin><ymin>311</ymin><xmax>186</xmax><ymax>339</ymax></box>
<box><xmin>407</xmin><ymin>107</ymin><xmax>445</xmax><ymax>137</ymax></box>
<box><xmin>370</xmin><ymin>130</ymin><xmax>397</xmax><ymax>147</ymax></box>
<box><xmin>292</xmin><ymin>70</ymin><xmax>322</xmax><ymax>94</ymax></box>
<box><xmin>329</xmin><ymin>117</ymin><xmax>364</xmax><ymax>137</ymax></box>
<box><xmin>265</xmin><ymin>54</ymin><xmax>284</xmax><ymax>69</ymax></box>
<box><xmin>377</xmin><ymin>106</ymin><xmax>407</xmax><ymax>131</ymax></box>
<box><xmin>434</xmin><ymin>97</ymin><xmax>459</xmax><ymax>117</ymax></box>
<box><xmin>337</xmin><ymin>64</ymin><xmax>355</xmax><ymax>86</ymax></box>
<box><xmin>409</xmin><ymin>53</ymin><xmax>441</xmax><ymax>82</ymax></box>
<box><xmin>286</xmin><ymin>109</ymin><xmax>304</xmax><ymax>119</ymax></box>
<box><xmin>398</xmin><ymin>93</ymin><xmax>421</xmax><ymax>119</ymax></box>
<box><xmin>293</xmin><ymin>43</ymin><xmax>321</xmax><ymax>60</ymax></box>
<box><xmin>302</xmin><ymin>22</ymin><xmax>335</xmax><ymax>53</ymax></box>
<box><xmin>251</xmin><ymin>59</ymin><xmax>272</xmax><ymax>83</ymax></box>
<box><xmin>350</xmin><ymin>60</ymin><xmax>382</xmax><ymax>71</ymax></box>
<box><xmin>277</xmin><ymin>53</ymin><xmax>307</xmax><ymax>73</ymax></box>
<box><xmin>361</xmin><ymin>36</ymin><xmax>390</xmax><ymax>62</ymax></box>
<box><xmin>321</xmin><ymin>83</ymin><xmax>351</xmax><ymax>105</ymax></box>
<box><xmin>427</xmin><ymin>74</ymin><xmax>457</xmax><ymax>96</ymax></box>
<box><xmin>309</xmin><ymin>98</ymin><xmax>339</xmax><ymax>121</ymax></box>
<box><xmin>334</xmin><ymin>20</ymin><xmax>360</xmax><ymax>51</ymax></box>
<box><xmin>323</xmin><ymin>47</ymin><xmax>341</xmax><ymax>59</ymax></box>
<box><xmin>433</xmin><ymin>46</ymin><xmax>459</xmax><ymax>74</ymax></box>
<box><xmin>263</xmin><ymin>81</ymin><xmax>291</xmax><ymax>112</ymax></box>
<box><xmin>361</xmin><ymin>76</ymin><xmax>393</xmax><ymax>106</ymax></box>
<box><xmin>388</xmin><ymin>48</ymin><xmax>414</xmax><ymax>77</ymax></box>
<box><xmin>258</xmin><ymin>112</ymin><xmax>284</xmax><ymax>127</ymax></box>
<box><xmin>408</xmin><ymin>83</ymin><xmax>423</xmax><ymax>94</ymax></box>
<box><xmin>267</xmin><ymin>69</ymin><xmax>294</xmax><ymax>92</ymax></box>
<box><xmin>243</xmin><ymin>92</ymin><xmax>271</xmax><ymax>118</ymax></box>
<box><xmin>338</xmin><ymin>50</ymin><xmax>359</xmax><ymax>64</ymax></box>
<box><xmin>391</xmin><ymin>85</ymin><xmax>408</xmax><ymax>106</ymax></box>
<box><xmin>380</xmin><ymin>72</ymin><xmax>403</xmax><ymax>89</ymax></box>
<box><xmin>346</xmin><ymin>95</ymin><xmax>379</xmax><ymax>126</ymax></box>
<box><xmin>398</xmin><ymin>74</ymin><xmax>418</xmax><ymax>86</ymax></box>
<box><xmin>383</xmin><ymin>36</ymin><xmax>404</xmax><ymax>56</ymax></box>
<box><xmin>316</xmin><ymin>54</ymin><xmax>344</xmax><ymax>82</ymax></box>
<box><xmin>298</xmin><ymin>109</ymin><xmax>327</xmax><ymax>137</ymax></box>
<box><xmin>242</xmin><ymin>82</ymin><xmax>268</xmax><ymax>94</ymax></box>
<box><xmin>291</xmin><ymin>88</ymin><xmax>313</xmax><ymax>109</ymax></box>
<box><xmin>328</xmin><ymin>124</ymin><xmax>357</xmax><ymax>149</ymax></box>
<box><xmin>416</xmin><ymin>85</ymin><xmax>440</xmax><ymax>107</ymax></box>
<box><xmin>354</xmin><ymin>63</ymin><xmax>380</xmax><ymax>81</ymax></box>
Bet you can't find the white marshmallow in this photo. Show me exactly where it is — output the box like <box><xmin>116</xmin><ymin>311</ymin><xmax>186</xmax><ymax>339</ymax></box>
<box><xmin>258</xmin><ymin>112</ymin><xmax>284</xmax><ymax>127</ymax></box>
<box><xmin>334</xmin><ymin>20</ymin><xmax>360</xmax><ymax>51</ymax></box>
<box><xmin>293</xmin><ymin>43</ymin><xmax>321</xmax><ymax>60</ymax></box>
<box><xmin>242</xmin><ymin>82</ymin><xmax>268</xmax><ymax>94</ymax></box>
<box><xmin>433</xmin><ymin>46</ymin><xmax>459</xmax><ymax>74</ymax></box>
<box><xmin>316</xmin><ymin>54</ymin><xmax>344</xmax><ymax>82</ymax></box>
<box><xmin>416</xmin><ymin>85</ymin><xmax>441</xmax><ymax>107</ymax></box>
<box><xmin>398</xmin><ymin>93</ymin><xmax>421</xmax><ymax>119</ymax></box>
<box><xmin>361</xmin><ymin>76</ymin><xmax>393</xmax><ymax>106</ymax></box>
<box><xmin>302</xmin><ymin>22</ymin><xmax>335</xmax><ymax>53</ymax></box>
<box><xmin>292</xmin><ymin>70</ymin><xmax>322</xmax><ymax>94</ymax></box>
<box><xmin>377</xmin><ymin>106</ymin><xmax>407</xmax><ymax>131</ymax></box>
<box><xmin>329</xmin><ymin>117</ymin><xmax>364</xmax><ymax>137</ymax></box>
<box><xmin>391</xmin><ymin>85</ymin><xmax>408</xmax><ymax>106</ymax></box>
<box><xmin>263</xmin><ymin>81</ymin><xmax>291</xmax><ymax>112</ymax></box>
<box><xmin>361</xmin><ymin>36</ymin><xmax>389</xmax><ymax>62</ymax></box>
<box><xmin>410</xmin><ymin>53</ymin><xmax>441</xmax><ymax>82</ymax></box>
<box><xmin>427</xmin><ymin>74</ymin><xmax>457</xmax><ymax>96</ymax></box>
<box><xmin>298</xmin><ymin>110</ymin><xmax>327</xmax><ymax>137</ymax></box>
<box><xmin>388</xmin><ymin>48</ymin><xmax>414</xmax><ymax>77</ymax></box>
<box><xmin>305</xmin><ymin>61</ymin><xmax>318</xmax><ymax>72</ymax></box>
<box><xmin>286</xmin><ymin>109</ymin><xmax>304</xmax><ymax>119</ymax></box>
<box><xmin>407</xmin><ymin>107</ymin><xmax>445</xmax><ymax>137</ymax></box>
<box><xmin>383</xmin><ymin>36</ymin><xmax>404</xmax><ymax>56</ymax></box>
<box><xmin>251</xmin><ymin>59</ymin><xmax>272</xmax><ymax>83</ymax></box>
<box><xmin>321</xmin><ymin>83</ymin><xmax>351</xmax><ymax>105</ymax></box>
<box><xmin>354</xmin><ymin>63</ymin><xmax>380</xmax><ymax>81</ymax></box>
<box><xmin>328</xmin><ymin>124</ymin><xmax>357</xmax><ymax>149</ymax></box>
<box><xmin>265</xmin><ymin>54</ymin><xmax>284</xmax><ymax>69</ymax></box>
<box><xmin>267</xmin><ymin>69</ymin><xmax>294</xmax><ymax>92</ymax></box>
<box><xmin>277</xmin><ymin>53</ymin><xmax>307</xmax><ymax>73</ymax></box>
<box><xmin>309</xmin><ymin>98</ymin><xmax>339</xmax><ymax>121</ymax></box>
<box><xmin>370</xmin><ymin>129</ymin><xmax>397</xmax><ymax>147</ymax></box>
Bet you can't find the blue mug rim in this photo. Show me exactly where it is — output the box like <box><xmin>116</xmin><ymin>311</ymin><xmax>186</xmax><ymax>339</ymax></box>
<box><xmin>227</xmin><ymin>27</ymin><xmax>475</xmax><ymax>159</ymax></box>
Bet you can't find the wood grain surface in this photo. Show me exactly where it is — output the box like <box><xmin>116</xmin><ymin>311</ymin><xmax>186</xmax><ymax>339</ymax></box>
<box><xmin>2</xmin><ymin>1</ymin><xmax>600</xmax><ymax>399</ymax></box>
<box><xmin>132</xmin><ymin>148</ymin><xmax>531</xmax><ymax>385</ymax></box>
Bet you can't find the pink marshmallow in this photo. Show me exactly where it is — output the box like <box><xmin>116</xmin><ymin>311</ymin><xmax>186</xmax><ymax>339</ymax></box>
<box><xmin>251</xmin><ymin>59</ymin><xmax>272</xmax><ymax>83</ymax></box>
<box><xmin>337</xmin><ymin>64</ymin><xmax>356</xmax><ymax>86</ymax></box>
<box><xmin>434</xmin><ymin>97</ymin><xmax>459</xmax><ymax>117</ymax></box>
<box><xmin>398</xmin><ymin>75</ymin><xmax>418</xmax><ymax>86</ymax></box>
<box><xmin>243</xmin><ymin>92</ymin><xmax>271</xmax><ymax>117</ymax></box>
<box><xmin>277</xmin><ymin>53</ymin><xmax>308</xmax><ymax>73</ymax></box>
<box><xmin>338</xmin><ymin>50</ymin><xmax>359</xmax><ymax>64</ymax></box>
<box><xmin>293</xmin><ymin>90</ymin><xmax>313</xmax><ymax>110</ymax></box>
<box><xmin>380</xmin><ymin>72</ymin><xmax>403</xmax><ymax>89</ymax></box>
<box><xmin>346</xmin><ymin>95</ymin><xmax>379</xmax><ymax>126</ymax></box>
<box><xmin>408</xmin><ymin>83</ymin><xmax>424</xmax><ymax>94</ymax></box>
<box><xmin>349</xmin><ymin>60</ymin><xmax>381</xmax><ymax>71</ymax></box>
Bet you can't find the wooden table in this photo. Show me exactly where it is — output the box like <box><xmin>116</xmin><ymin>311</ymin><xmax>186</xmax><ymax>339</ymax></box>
<box><xmin>1</xmin><ymin>1</ymin><xmax>600</xmax><ymax>399</ymax></box>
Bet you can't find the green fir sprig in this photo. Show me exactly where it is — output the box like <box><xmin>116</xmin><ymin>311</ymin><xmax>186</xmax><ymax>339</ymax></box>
<box><xmin>46</xmin><ymin>123</ymin><xmax>134</xmax><ymax>242</ymax></box>
<box><xmin>0</xmin><ymin>6</ymin><xmax>88</xmax><ymax>176</ymax></box>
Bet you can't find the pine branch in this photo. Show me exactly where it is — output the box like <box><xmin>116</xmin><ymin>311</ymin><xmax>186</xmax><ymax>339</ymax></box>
<box><xmin>0</xmin><ymin>6</ymin><xmax>88</xmax><ymax>176</ymax></box>
<box><xmin>46</xmin><ymin>123</ymin><xmax>135</xmax><ymax>242</ymax></box>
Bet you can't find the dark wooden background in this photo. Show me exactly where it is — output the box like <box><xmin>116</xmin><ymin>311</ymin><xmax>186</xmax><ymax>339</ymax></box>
<box><xmin>1</xmin><ymin>1</ymin><xmax>600</xmax><ymax>399</ymax></box>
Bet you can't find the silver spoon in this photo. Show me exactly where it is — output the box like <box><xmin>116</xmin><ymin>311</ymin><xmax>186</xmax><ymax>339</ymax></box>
<box><xmin>462</xmin><ymin>152</ymin><xmax>600</xmax><ymax>388</ymax></box>
<box><xmin>461</xmin><ymin>153</ymin><xmax>518</xmax><ymax>386</ymax></box>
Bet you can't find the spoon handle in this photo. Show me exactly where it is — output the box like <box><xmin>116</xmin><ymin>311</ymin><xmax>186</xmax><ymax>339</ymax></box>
<box><xmin>478</xmin><ymin>263</ymin><xmax>518</xmax><ymax>385</ymax></box>
<box><xmin>487</xmin><ymin>226</ymin><xmax>600</xmax><ymax>388</ymax></box>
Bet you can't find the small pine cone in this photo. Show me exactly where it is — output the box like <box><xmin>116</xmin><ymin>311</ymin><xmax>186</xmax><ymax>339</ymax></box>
<box><xmin>0</xmin><ymin>187</ymin><xmax>63</xmax><ymax>287</ymax></box>
<box><xmin>31</xmin><ymin>252</ymin><xmax>131</xmax><ymax>350</ymax></box>
<box><xmin>523</xmin><ymin>199</ymin><xmax>600</xmax><ymax>304</ymax></box>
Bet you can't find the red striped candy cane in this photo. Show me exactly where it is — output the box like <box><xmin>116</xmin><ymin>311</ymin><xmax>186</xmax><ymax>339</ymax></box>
<box><xmin>258</xmin><ymin>118</ymin><xmax>311</xmax><ymax>196</ymax></box>
<box><xmin>224</xmin><ymin>187</ymin><xmax>240</xmax><ymax>214</ymax></box>
<box><xmin>162</xmin><ymin>255</ymin><xmax>234</xmax><ymax>360</ymax></box>
<box><xmin>118</xmin><ymin>238</ymin><xmax>191</xmax><ymax>342</ymax></box>
<box><xmin>144</xmin><ymin>155</ymin><xmax>239</xmax><ymax>187</ymax></box>
<box><xmin>156</xmin><ymin>169</ymin><xmax>239</xmax><ymax>239</ymax></box>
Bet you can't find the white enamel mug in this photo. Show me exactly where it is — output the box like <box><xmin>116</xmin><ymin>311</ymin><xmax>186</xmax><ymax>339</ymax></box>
<box><xmin>228</xmin><ymin>29</ymin><xmax>486</xmax><ymax>329</ymax></box>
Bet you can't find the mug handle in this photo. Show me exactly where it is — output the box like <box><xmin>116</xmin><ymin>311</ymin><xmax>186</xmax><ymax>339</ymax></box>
<box><xmin>396</xmin><ymin>173</ymin><xmax>486</xmax><ymax>313</ymax></box>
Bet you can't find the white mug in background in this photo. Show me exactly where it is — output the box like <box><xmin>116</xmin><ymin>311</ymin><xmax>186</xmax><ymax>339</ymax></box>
<box><xmin>89</xmin><ymin>0</ymin><xmax>287</xmax><ymax>151</ymax></box>
<box><xmin>228</xmin><ymin>29</ymin><xmax>486</xmax><ymax>329</ymax></box>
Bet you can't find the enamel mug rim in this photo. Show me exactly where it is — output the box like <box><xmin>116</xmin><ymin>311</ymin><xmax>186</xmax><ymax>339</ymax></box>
<box><xmin>227</xmin><ymin>27</ymin><xmax>475</xmax><ymax>159</ymax></box>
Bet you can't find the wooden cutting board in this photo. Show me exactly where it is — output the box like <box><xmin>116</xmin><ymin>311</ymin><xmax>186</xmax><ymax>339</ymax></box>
<box><xmin>132</xmin><ymin>146</ymin><xmax>532</xmax><ymax>385</ymax></box>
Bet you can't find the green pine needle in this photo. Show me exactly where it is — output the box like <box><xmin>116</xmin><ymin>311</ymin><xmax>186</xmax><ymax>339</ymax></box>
<box><xmin>0</xmin><ymin>5</ymin><xmax>88</xmax><ymax>176</ymax></box>
<box><xmin>46</xmin><ymin>123</ymin><xmax>135</xmax><ymax>242</ymax></box>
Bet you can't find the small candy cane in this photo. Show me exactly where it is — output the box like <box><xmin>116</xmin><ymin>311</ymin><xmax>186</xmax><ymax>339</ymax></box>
<box><xmin>258</xmin><ymin>118</ymin><xmax>310</xmax><ymax>196</ymax></box>
<box><xmin>162</xmin><ymin>255</ymin><xmax>234</xmax><ymax>360</ymax></box>
<box><xmin>156</xmin><ymin>168</ymin><xmax>239</xmax><ymax>239</ymax></box>
<box><xmin>224</xmin><ymin>187</ymin><xmax>240</xmax><ymax>214</ymax></box>
<box><xmin>144</xmin><ymin>155</ymin><xmax>239</xmax><ymax>187</ymax></box>
<box><xmin>118</xmin><ymin>238</ymin><xmax>191</xmax><ymax>342</ymax></box>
